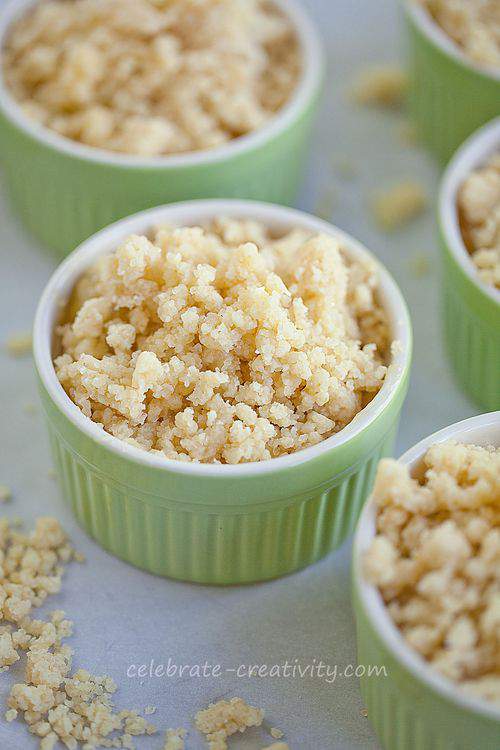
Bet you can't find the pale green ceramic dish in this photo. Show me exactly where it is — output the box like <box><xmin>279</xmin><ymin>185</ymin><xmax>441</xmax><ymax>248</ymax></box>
<box><xmin>404</xmin><ymin>1</ymin><xmax>500</xmax><ymax>164</ymax></box>
<box><xmin>33</xmin><ymin>200</ymin><xmax>412</xmax><ymax>585</ymax></box>
<box><xmin>439</xmin><ymin>118</ymin><xmax>500</xmax><ymax>411</ymax></box>
<box><xmin>353</xmin><ymin>412</ymin><xmax>500</xmax><ymax>750</ymax></box>
<box><xmin>0</xmin><ymin>0</ymin><xmax>323</xmax><ymax>259</ymax></box>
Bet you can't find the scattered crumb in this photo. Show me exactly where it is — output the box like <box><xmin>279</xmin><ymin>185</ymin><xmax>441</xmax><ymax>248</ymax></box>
<box><xmin>365</xmin><ymin>441</ymin><xmax>500</xmax><ymax>705</ymax></box>
<box><xmin>5</xmin><ymin>332</ymin><xmax>32</xmax><ymax>357</ymax></box>
<box><xmin>371</xmin><ymin>180</ymin><xmax>427</xmax><ymax>231</ymax></box>
<box><xmin>409</xmin><ymin>252</ymin><xmax>431</xmax><ymax>278</ymax></box>
<box><xmin>144</xmin><ymin>705</ymin><xmax>156</xmax><ymax>715</ymax></box>
<box><xmin>331</xmin><ymin>155</ymin><xmax>358</xmax><ymax>180</ymax></box>
<box><xmin>23</xmin><ymin>403</ymin><xmax>38</xmax><ymax>415</ymax></box>
<box><xmin>0</xmin><ymin>485</ymin><xmax>12</xmax><ymax>502</ymax></box>
<box><xmin>47</xmin><ymin>469</ymin><xmax>57</xmax><ymax>480</ymax></box>
<box><xmin>314</xmin><ymin>185</ymin><xmax>337</xmax><ymax>221</ymax></box>
<box><xmin>195</xmin><ymin>697</ymin><xmax>264</xmax><ymax>750</ymax></box>
<box><xmin>350</xmin><ymin>64</ymin><xmax>408</xmax><ymax>108</ymax></box>
<box><xmin>420</xmin><ymin>0</ymin><xmax>500</xmax><ymax>68</ymax></box>
<box><xmin>261</xmin><ymin>744</ymin><xmax>289</xmax><ymax>750</ymax></box>
<box><xmin>0</xmin><ymin>515</ymin><xmax>157</xmax><ymax>748</ymax></box>
<box><xmin>361</xmin><ymin>708</ymin><xmax>368</xmax><ymax>718</ymax></box>
<box><xmin>270</xmin><ymin>727</ymin><xmax>284</xmax><ymax>739</ymax></box>
<box><xmin>163</xmin><ymin>728</ymin><xmax>186</xmax><ymax>750</ymax></box>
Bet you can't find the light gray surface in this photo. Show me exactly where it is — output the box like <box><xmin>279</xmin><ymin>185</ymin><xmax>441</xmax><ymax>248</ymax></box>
<box><xmin>0</xmin><ymin>1</ymin><xmax>476</xmax><ymax>748</ymax></box>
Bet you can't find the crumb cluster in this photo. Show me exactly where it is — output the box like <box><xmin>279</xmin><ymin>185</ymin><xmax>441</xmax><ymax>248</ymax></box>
<box><xmin>54</xmin><ymin>218</ymin><xmax>390</xmax><ymax>464</ymax></box>
<box><xmin>2</xmin><ymin>0</ymin><xmax>300</xmax><ymax>156</ymax></box>
<box><xmin>0</xmin><ymin>485</ymin><xmax>11</xmax><ymax>502</ymax></box>
<box><xmin>458</xmin><ymin>152</ymin><xmax>500</xmax><ymax>290</ymax></box>
<box><xmin>5</xmin><ymin>331</ymin><xmax>33</xmax><ymax>357</ymax></box>
<box><xmin>194</xmin><ymin>697</ymin><xmax>263</xmax><ymax>750</ymax></box>
<box><xmin>163</xmin><ymin>727</ymin><xmax>186</xmax><ymax>750</ymax></box>
<box><xmin>422</xmin><ymin>0</ymin><xmax>500</xmax><ymax>68</ymax></box>
<box><xmin>351</xmin><ymin>64</ymin><xmax>408</xmax><ymax>108</ymax></box>
<box><xmin>0</xmin><ymin>516</ymin><xmax>157</xmax><ymax>749</ymax></box>
<box><xmin>371</xmin><ymin>180</ymin><xmax>427</xmax><ymax>231</ymax></box>
<box><xmin>364</xmin><ymin>441</ymin><xmax>500</xmax><ymax>705</ymax></box>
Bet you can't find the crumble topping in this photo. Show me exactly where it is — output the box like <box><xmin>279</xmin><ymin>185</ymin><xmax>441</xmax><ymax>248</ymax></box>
<box><xmin>421</xmin><ymin>0</ymin><xmax>500</xmax><ymax>68</ymax></box>
<box><xmin>54</xmin><ymin>218</ymin><xmax>390</xmax><ymax>464</ymax></box>
<box><xmin>458</xmin><ymin>152</ymin><xmax>500</xmax><ymax>290</ymax></box>
<box><xmin>2</xmin><ymin>0</ymin><xmax>300</xmax><ymax>156</ymax></box>
<box><xmin>364</xmin><ymin>441</ymin><xmax>500</xmax><ymax>705</ymax></box>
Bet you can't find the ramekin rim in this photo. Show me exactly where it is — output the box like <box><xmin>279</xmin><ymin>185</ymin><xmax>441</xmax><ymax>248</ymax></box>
<box><xmin>405</xmin><ymin>0</ymin><xmax>500</xmax><ymax>82</ymax></box>
<box><xmin>438</xmin><ymin>117</ymin><xmax>500</xmax><ymax>305</ymax></box>
<box><xmin>0</xmin><ymin>0</ymin><xmax>324</xmax><ymax>168</ymax></box>
<box><xmin>33</xmin><ymin>199</ymin><xmax>412</xmax><ymax>478</ymax></box>
<box><xmin>353</xmin><ymin>411</ymin><xmax>500</xmax><ymax>722</ymax></box>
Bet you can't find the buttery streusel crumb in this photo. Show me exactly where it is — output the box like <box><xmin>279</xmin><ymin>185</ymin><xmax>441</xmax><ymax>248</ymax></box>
<box><xmin>458</xmin><ymin>152</ymin><xmax>500</xmax><ymax>290</ymax></box>
<box><xmin>371</xmin><ymin>181</ymin><xmax>427</xmax><ymax>231</ymax></box>
<box><xmin>270</xmin><ymin>726</ymin><xmax>284</xmax><ymax>739</ymax></box>
<box><xmin>55</xmin><ymin>218</ymin><xmax>390</xmax><ymax>464</ymax></box>
<box><xmin>351</xmin><ymin>64</ymin><xmax>408</xmax><ymax>108</ymax></box>
<box><xmin>365</xmin><ymin>441</ymin><xmax>500</xmax><ymax>705</ymax></box>
<box><xmin>331</xmin><ymin>155</ymin><xmax>358</xmax><ymax>180</ymax></box>
<box><xmin>195</xmin><ymin>697</ymin><xmax>264</xmax><ymax>750</ymax></box>
<box><xmin>409</xmin><ymin>252</ymin><xmax>431</xmax><ymax>279</ymax></box>
<box><xmin>3</xmin><ymin>0</ymin><xmax>300</xmax><ymax>156</ymax></box>
<box><xmin>4</xmin><ymin>331</ymin><xmax>32</xmax><ymax>357</ymax></box>
<box><xmin>0</xmin><ymin>485</ymin><xmax>12</xmax><ymax>502</ymax></box>
<box><xmin>421</xmin><ymin>0</ymin><xmax>500</xmax><ymax>68</ymax></box>
<box><xmin>163</xmin><ymin>727</ymin><xmax>186</xmax><ymax>750</ymax></box>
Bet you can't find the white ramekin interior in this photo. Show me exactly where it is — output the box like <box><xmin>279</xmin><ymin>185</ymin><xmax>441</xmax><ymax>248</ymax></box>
<box><xmin>0</xmin><ymin>0</ymin><xmax>323</xmax><ymax>168</ymax></box>
<box><xmin>353</xmin><ymin>411</ymin><xmax>500</xmax><ymax>721</ymax></box>
<box><xmin>439</xmin><ymin>117</ymin><xmax>500</xmax><ymax>304</ymax></box>
<box><xmin>405</xmin><ymin>1</ymin><xmax>500</xmax><ymax>82</ymax></box>
<box><xmin>33</xmin><ymin>199</ymin><xmax>412</xmax><ymax>478</ymax></box>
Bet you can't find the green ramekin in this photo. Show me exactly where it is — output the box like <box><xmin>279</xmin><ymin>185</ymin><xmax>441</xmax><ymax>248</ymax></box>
<box><xmin>404</xmin><ymin>1</ymin><xmax>500</xmax><ymax>164</ymax></box>
<box><xmin>438</xmin><ymin>118</ymin><xmax>500</xmax><ymax>412</ymax></box>
<box><xmin>33</xmin><ymin>200</ymin><xmax>412</xmax><ymax>585</ymax></box>
<box><xmin>353</xmin><ymin>412</ymin><xmax>500</xmax><ymax>750</ymax></box>
<box><xmin>0</xmin><ymin>0</ymin><xmax>323</xmax><ymax>259</ymax></box>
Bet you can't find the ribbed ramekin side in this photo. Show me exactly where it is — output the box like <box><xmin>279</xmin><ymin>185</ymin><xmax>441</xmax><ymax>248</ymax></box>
<box><xmin>405</xmin><ymin>6</ymin><xmax>500</xmax><ymax>163</ymax></box>
<box><xmin>46</xmin><ymin>420</ymin><xmax>397</xmax><ymax>585</ymax></box>
<box><xmin>354</xmin><ymin>588</ymin><xmax>500</xmax><ymax>750</ymax></box>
